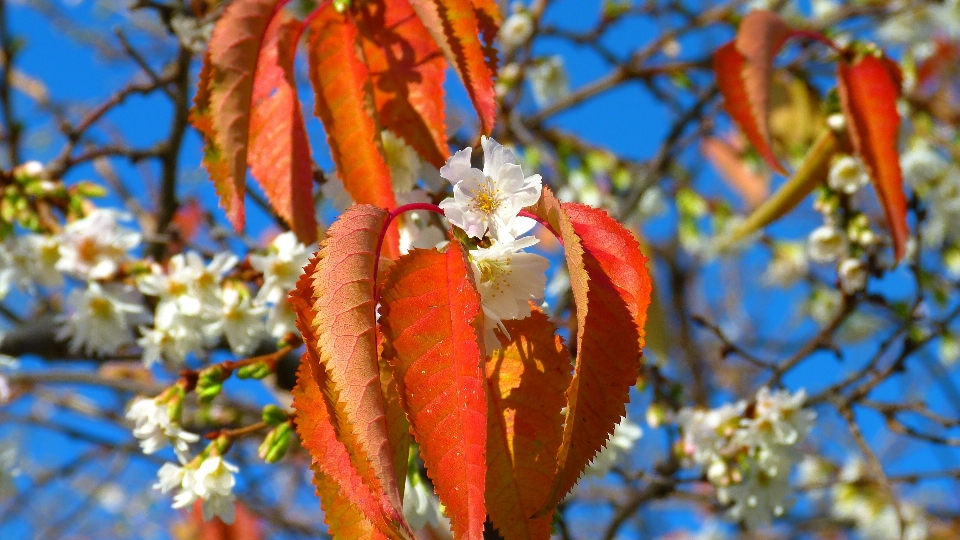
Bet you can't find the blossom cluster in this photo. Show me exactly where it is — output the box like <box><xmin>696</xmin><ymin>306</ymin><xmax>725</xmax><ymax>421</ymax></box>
<box><xmin>438</xmin><ymin>136</ymin><xmax>550</xmax><ymax>351</ymax></box>
<box><xmin>677</xmin><ymin>387</ymin><xmax>816</xmax><ymax>529</ymax></box>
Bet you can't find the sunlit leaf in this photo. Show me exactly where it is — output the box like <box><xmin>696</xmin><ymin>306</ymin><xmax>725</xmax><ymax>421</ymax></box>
<box><xmin>307</xmin><ymin>3</ymin><xmax>400</xmax><ymax>257</ymax></box>
<box><xmin>485</xmin><ymin>309</ymin><xmax>570</xmax><ymax>540</ymax></box>
<box><xmin>290</xmin><ymin>205</ymin><xmax>409</xmax><ymax>535</ymax></box>
<box><xmin>379</xmin><ymin>242</ymin><xmax>487</xmax><ymax>540</ymax></box>
<box><xmin>353</xmin><ymin>0</ymin><xmax>449</xmax><ymax>168</ymax></box>
<box><xmin>527</xmin><ymin>188</ymin><xmax>652</xmax><ymax>514</ymax></box>
<box><xmin>408</xmin><ymin>0</ymin><xmax>498</xmax><ymax>135</ymax></box>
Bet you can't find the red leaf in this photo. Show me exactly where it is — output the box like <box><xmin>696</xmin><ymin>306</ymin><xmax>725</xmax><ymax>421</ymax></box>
<box><xmin>485</xmin><ymin>309</ymin><xmax>571</xmax><ymax>540</ymax></box>
<box><xmin>353</xmin><ymin>0</ymin><xmax>450</xmax><ymax>168</ymax></box>
<box><xmin>307</xmin><ymin>3</ymin><xmax>400</xmax><ymax>257</ymax></box>
<box><xmin>714</xmin><ymin>10</ymin><xmax>796</xmax><ymax>174</ymax></box>
<box><xmin>527</xmin><ymin>188</ymin><xmax>652</xmax><ymax>514</ymax></box>
<box><xmin>379</xmin><ymin>242</ymin><xmax>488</xmax><ymax>540</ymax></box>
<box><xmin>837</xmin><ymin>53</ymin><xmax>908</xmax><ymax>261</ymax></box>
<box><xmin>290</xmin><ymin>205</ymin><xmax>409</xmax><ymax>534</ymax></box>
<box><xmin>248</xmin><ymin>10</ymin><xmax>318</xmax><ymax>244</ymax></box>
<box><xmin>409</xmin><ymin>0</ymin><xmax>498</xmax><ymax>135</ymax></box>
<box><xmin>701</xmin><ymin>136</ymin><xmax>770</xmax><ymax>208</ymax></box>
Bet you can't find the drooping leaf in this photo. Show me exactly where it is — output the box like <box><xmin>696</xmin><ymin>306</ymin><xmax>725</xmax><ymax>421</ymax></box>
<box><xmin>485</xmin><ymin>309</ymin><xmax>571</xmax><ymax>540</ymax></box>
<box><xmin>307</xmin><ymin>3</ymin><xmax>400</xmax><ymax>257</ymax></box>
<box><xmin>526</xmin><ymin>188</ymin><xmax>652</xmax><ymax>515</ymax></box>
<box><xmin>191</xmin><ymin>53</ymin><xmax>236</xmax><ymax>224</ymax></box>
<box><xmin>192</xmin><ymin>0</ymin><xmax>317</xmax><ymax>240</ymax></box>
<box><xmin>379</xmin><ymin>348</ymin><xmax>411</xmax><ymax>500</ymax></box>
<box><xmin>353</xmin><ymin>0</ymin><xmax>449</xmax><ymax>168</ymax></box>
<box><xmin>201</xmin><ymin>0</ymin><xmax>277</xmax><ymax>230</ymax></box>
<box><xmin>292</xmin><ymin>359</ymin><xmax>395</xmax><ymax>539</ymax></box>
<box><xmin>701</xmin><ymin>135</ymin><xmax>769</xmax><ymax>208</ymax></box>
<box><xmin>726</xmin><ymin>128</ymin><xmax>849</xmax><ymax>245</ymax></box>
<box><xmin>714</xmin><ymin>10</ymin><xmax>797</xmax><ymax>174</ymax></box>
<box><xmin>291</xmin><ymin>205</ymin><xmax>408</xmax><ymax>533</ymax></box>
<box><xmin>247</xmin><ymin>10</ymin><xmax>317</xmax><ymax>243</ymax></box>
<box><xmin>408</xmin><ymin>0</ymin><xmax>498</xmax><ymax>135</ymax></box>
<box><xmin>837</xmin><ymin>52</ymin><xmax>908</xmax><ymax>261</ymax></box>
<box><xmin>379</xmin><ymin>242</ymin><xmax>488</xmax><ymax>540</ymax></box>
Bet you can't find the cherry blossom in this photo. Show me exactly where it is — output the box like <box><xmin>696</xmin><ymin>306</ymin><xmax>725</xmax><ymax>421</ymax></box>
<box><xmin>438</xmin><ymin>136</ymin><xmax>542</xmax><ymax>242</ymax></box>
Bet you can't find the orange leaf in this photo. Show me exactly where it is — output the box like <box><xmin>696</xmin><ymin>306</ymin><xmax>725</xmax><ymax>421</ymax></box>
<box><xmin>185</xmin><ymin>499</ymin><xmax>261</xmax><ymax>540</ymax></box>
<box><xmin>527</xmin><ymin>188</ymin><xmax>652</xmax><ymax>515</ymax></box>
<box><xmin>701</xmin><ymin>136</ymin><xmax>769</xmax><ymax>208</ymax></box>
<box><xmin>353</xmin><ymin>0</ymin><xmax>450</xmax><ymax>168</ymax></box>
<box><xmin>714</xmin><ymin>10</ymin><xmax>796</xmax><ymax>174</ymax></box>
<box><xmin>292</xmin><ymin>359</ymin><xmax>397</xmax><ymax>539</ymax></box>
<box><xmin>408</xmin><ymin>0</ymin><xmax>498</xmax><ymax>135</ymax></box>
<box><xmin>202</xmin><ymin>0</ymin><xmax>276</xmax><ymax>230</ymax></box>
<box><xmin>192</xmin><ymin>1</ymin><xmax>317</xmax><ymax>240</ymax></box>
<box><xmin>838</xmin><ymin>52</ymin><xmax>908</xmax><ymax>261</ymax></box>
<box><xmin>307</xmin><ymin>3</ymin><xmax>400</xmax><ymax>257</ymax></box>
<box><xmin>485</xmin><ymin>309</ymin><xmax>571</xmax><ymax>540</ymax></box>
<box><xmin>248</xmin><ymin>10</ymin><xmax>318</xmax><ymax>243</ymax></box>
<box><xmin>191</xmin><ymin>53</ymin><xmax>237</xmax><ymax>225</ymax></box>
<box><xmin>379</xmin><ymin>242</ymin><xmax>487</xmax><ymax>540</ymax></box>
<box><xmin>291</xmin><ymin>205</ymin><xmax>408</xmax><ymax>534</ymax></box>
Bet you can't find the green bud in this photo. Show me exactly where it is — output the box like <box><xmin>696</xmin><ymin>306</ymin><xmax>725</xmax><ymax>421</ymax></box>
<box><xmin>237</xmin><ymin>361</ymin><xmax>272</xmax><ymax>380</ymax></box>
<box><xmin>197</xmin><ymin>382</ymin><xmax>222</xmax><ymax>404</ymax></box>
<box><xmin>262</xmin><ymin>404</ymin><xmax>289</xmax><ymax>427</ymax></box>
<box><xmin>333</xmin><ymin>0</ymin><xmax>351</xmax><ymax>12</ymax></box>
<box><xmin>676</xmin><ymin>188</ymin><xmax>707</xmax><ymax>218</ymax></box>
<box><xmin>71</xmin><ymin>181</ymin><xmax>107</xmax><ymax>199</ymax></box>
<box><xmin>259</xmin><ymin>423</ymin><xmax>292</xmax><ymax>463</ymax></box>
<box><xmin>1</xmin><ymin>199</ymin><xmax>16</xmax><ymax>223</ymax></box>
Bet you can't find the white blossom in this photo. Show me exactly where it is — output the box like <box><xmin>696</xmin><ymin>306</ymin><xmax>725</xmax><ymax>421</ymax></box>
<box><xmin>438</xmin><ymin>136</ymin><xmax>542</xmax><ymax>242</ymax></box>
<box><xmin>206</xmin><ymin>287</ymin><xmax>266</xmax><ymax>356</ymax></box>
<box><xmin>265</xmin><ymin>300</ymin><xmax>298</xmax><ymax>340</ymax></box>
<box><xmin>717</xmin><ymin>467</ymin><xmax>790</xmax><ymax>530</ymax></box>
<box><xmin>498</xmin><ymin>11</ymin><xmax>534</xmax><ymax>52</ymax></box>
<box><xmin>403</xmin><ymin>474</ymin><xmax>450</xmax><ymax>531</ymax></box>
<box><xmin>397</xmin><ymin>190</ymin><xmax>447</xmax><ymax>255</ymax></box>
<box><xmin>586</xmin><ymin>415</ymin><xmax>642</xmax><ymax>476</ymax></box>
<box><xmin>56</xmin><ymin>209</ymin><xmax>140</xmax><ymax>280</ymax></box>
<box><xmin>171</xmin><ymin>456</ymin><xmax>239</xmax><ymax>524</ymax></box>
<box><xmin>838</xmin><ymin>258</ymin><xmax>868</xmax><ymax>293</ymax></box>
<box><xmin>251</xmin><ymin>232</ymin><xmax>313</xmax><ymax>306</ymax></box>
<box><xmin>828</xmin><ymin>155</ymin><xmax>869</xmax><ymax>194</ymax></box>
<box><xmin>529</xmin><ymin>55</ymin><xmax>569</xmax><ymax>107</ymax></box>
<box><xmin>902</xmin><ymin>141</ymin><xmax>949</xmax><ymax>190</ymax></box>
<box><xmin>126</xmin><ymin>397</ymin><xmax>198</xmax><ymax>459</ymax></box>
<box><xmin>320</xmin><ymin>173</ymin><xmax>355</xmax><ymax>212</ymax></box>
<box><xmin>807</xmin><ymin>225</ymin><xmax>847</xmax><ymax>263</ymax></box>
<box><xmin>677</xmin><ymin>387</ymin><xmax>815</xmax><ymax>529</ymax></box>
<box><xmin>153</xmin><ymin>462</ymin><xmax>186</xmax><ymax>493</ymax></box>
<box><xmin>56</xmin><ymin>282</ymin><xmax>146</xmax><ymax>356</ymax></box>
<box><xmin>137</xmin><ymin>320</ymin><xmax>203</xmax><ymax>367</ymax></box>
<box><xmin>763</xmin><ymin>242</ymin><xmax>808</xmax><ymax>287</ymax></box>
<box><xmin>469</xmin><ymin>236</ymin><xmax>549</xmax><ymax>351</ymax></box>
<box><xmin>0</xmin><ymin>234</ymin><xmax>62</xmax><ymax>296</ymax></box>
<box><xmin>382</xmin><ymin>130</ymin><xmax>420</xmax><ymax>194</ymax></box>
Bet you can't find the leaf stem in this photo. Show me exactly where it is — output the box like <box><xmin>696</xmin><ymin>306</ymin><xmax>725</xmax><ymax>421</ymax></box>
<box><xmin>790</xmin><ymin>29</ymin><xmax>842</xmax><ymax>54</ymax></box>
<box><xmin>519</xmin><ymin>209</ymin><xmax>563</xmax><ymax>245</ymax></box>
<box><xmin>372</xmin><ymin>202</ymin><xmax>447</xmax><ymax>305</ymax></box>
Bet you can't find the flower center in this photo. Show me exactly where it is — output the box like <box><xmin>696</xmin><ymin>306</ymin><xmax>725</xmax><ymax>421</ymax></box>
<box><xmin>472</xmin><ymin>180</ymin><xmax>502</xmax><ymax>215</ymax></box>
<box><xmin>88</xmin><ymin>296</ymin><xmax>114</xmax><ymax>319</ymax></box>
<box><xmin>475</xmin><ymin>257</ymin><xmax>515</xmax><ymax>299</ymax></box>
